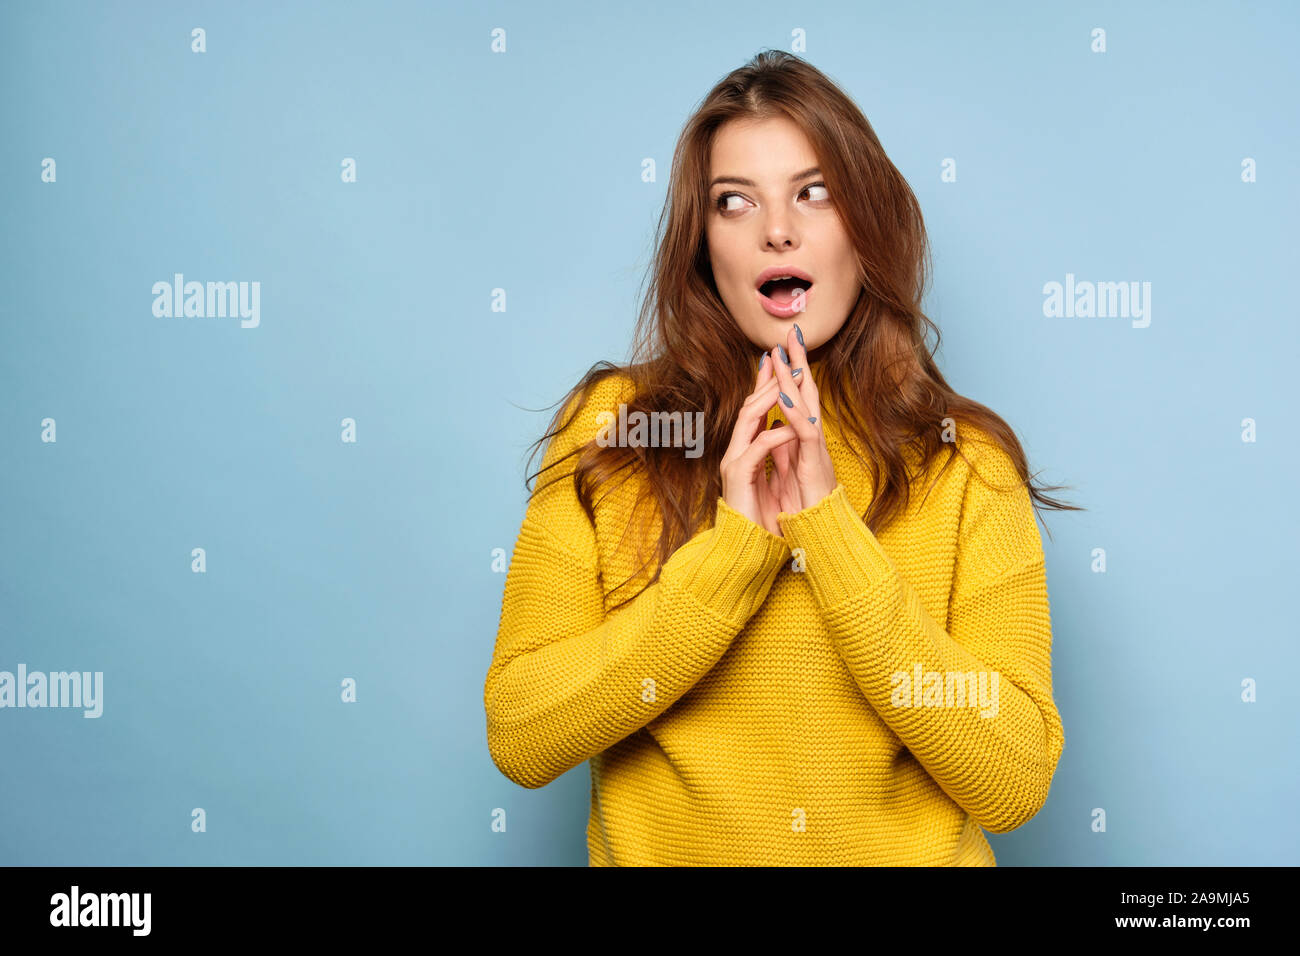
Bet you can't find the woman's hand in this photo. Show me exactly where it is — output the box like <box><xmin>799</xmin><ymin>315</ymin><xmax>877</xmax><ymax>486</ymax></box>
<box><xmin>721</xmin><ymin>352</ymin><xmax>800</xmax><ymax>536</ymax></box>
<box><xmin>766</xmin><ymin>324</ymin><xmax>838</xmax><ymax>512</ymax></box>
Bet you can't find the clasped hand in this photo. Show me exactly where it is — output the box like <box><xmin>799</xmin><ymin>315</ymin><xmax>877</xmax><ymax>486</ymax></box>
<box><xmin>720</xmin><ymin>324</ymin><xmax>838</xmax><ymax>537</ymax></box>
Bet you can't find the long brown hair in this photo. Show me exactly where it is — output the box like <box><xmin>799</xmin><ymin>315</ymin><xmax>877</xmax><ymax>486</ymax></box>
<box><xmin>526</xmin><ymin>49</ymin><xmax>1082</xmax><ymax>607</ymax></box>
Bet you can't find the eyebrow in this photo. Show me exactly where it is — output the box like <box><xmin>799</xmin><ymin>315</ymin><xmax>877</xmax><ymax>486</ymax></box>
<box><xmin>708</xmin><ymin>166</ymin><xmax>821</xmax><ymax>190</ymax></box>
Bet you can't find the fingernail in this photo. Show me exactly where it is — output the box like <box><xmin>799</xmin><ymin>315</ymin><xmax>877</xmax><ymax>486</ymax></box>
<box><xmin>791</xmin><ymin>368</ymin><xmax>803</xmax><ymax>377</ymax></box>
<box><xmin>777</xmin><ymin>345</ymin><xmax>789</xmax><ymax>364</ymax></box>
<box><xmin>808</xmin><ymin>416</ymin><xmax>817</xmax><ymax>425</ymax></box>
<box><xmin>758</xmin><ymin>353</ymin><xmax>767</xmax><ymax>370</ymax></box>
<box><xmin>794</xmin><ymin>323</ymin><xmax>804</xmax><ymax>346</ymax></box>
<box><xmin>779</xmin><ymin>391</ymin><xmax>794</xmax><ymax>408</ymax></box>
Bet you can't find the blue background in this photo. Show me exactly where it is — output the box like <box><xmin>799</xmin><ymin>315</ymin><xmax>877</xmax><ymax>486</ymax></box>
<box><xmin>2</xmin><ymin>0</ymin><xmax>1296</xmax><ymax>865</ymax></box>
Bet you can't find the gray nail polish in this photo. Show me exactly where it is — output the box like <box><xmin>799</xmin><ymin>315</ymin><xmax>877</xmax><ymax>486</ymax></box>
<box><xmin>808</xmin><ymin>416</ymin><xmax>817</xmax><ymax>425</ymax></box>
<box><xmin>792</xmin><ymin>368</ymin><xmax>803</xmax><ymax>377</ymax></box>
<box><xmin>777</xmin><ymin>345</ymin><xmax>789</xmax><ymax>364</ymax></box>
<box><xmin>758</xmin><ymin>353</ymin><xmax>767</xmax><ymax>370</ymax></box>
<box><xmin>794</xmin><ymin>323</ymin><xmax>804</xmax><ymax>346</ymax></box>
<box><xmin>779</xmin><ymin>391</ymin><xmax>794</xmax><ymax>408</ymax></box>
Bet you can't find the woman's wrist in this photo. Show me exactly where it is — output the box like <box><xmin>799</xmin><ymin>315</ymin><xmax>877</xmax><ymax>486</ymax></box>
<box><xmin>663</xmin><ymin>498</ymin><xmax>789</xmax><ymax>624</ymax></box>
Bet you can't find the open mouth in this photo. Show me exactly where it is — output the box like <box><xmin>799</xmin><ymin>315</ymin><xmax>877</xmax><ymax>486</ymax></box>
<box><xmin>758</xmin><ymin>275</ymin><xmax>813</xmax><ymax>306</ymax></box>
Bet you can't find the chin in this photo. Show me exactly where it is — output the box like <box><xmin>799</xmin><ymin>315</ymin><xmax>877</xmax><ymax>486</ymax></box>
<box><xmin>764</xmin><ymin>314</ymin><xmax>807</xmax><ymax>344</ymax></box>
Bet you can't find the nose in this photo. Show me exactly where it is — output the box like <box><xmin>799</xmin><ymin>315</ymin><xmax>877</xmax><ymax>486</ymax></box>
<box><xmin>762</xmin><ymin>206</ymin><xmax>800</xmax><ymax>249</ymax></box>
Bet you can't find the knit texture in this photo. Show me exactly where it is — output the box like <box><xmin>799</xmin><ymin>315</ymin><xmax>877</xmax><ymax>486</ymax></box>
<box><xmin>485</xmin><ymin>372</ymin><xmax>1065</xmax><ymax>866</ymax></box>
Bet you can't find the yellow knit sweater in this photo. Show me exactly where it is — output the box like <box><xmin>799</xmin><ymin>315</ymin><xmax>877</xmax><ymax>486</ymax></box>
<box><xmin>485</xmin><ymin>371</ymin><xmax>1065</xmax><ymax>866</ymax></box>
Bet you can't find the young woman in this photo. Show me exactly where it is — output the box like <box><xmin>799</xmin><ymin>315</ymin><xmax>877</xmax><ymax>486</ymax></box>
<box><xmin>484</xmin><ymin>50</ymin><xmax>1079</xmax><ymax>866</ymax></box>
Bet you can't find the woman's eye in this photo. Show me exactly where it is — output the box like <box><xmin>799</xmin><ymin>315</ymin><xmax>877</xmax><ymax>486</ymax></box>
<box><xmin>802</xmin><ymin>183</ymin><xmax>830</xmax><ymax>202</ymax></box>
<box><xmin>716</xmin><ymin>193</ymin><xmax>746</xmax><ymax>213</ymax></box>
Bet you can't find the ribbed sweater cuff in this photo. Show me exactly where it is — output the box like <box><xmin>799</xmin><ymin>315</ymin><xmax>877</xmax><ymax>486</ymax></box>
<box><xmin>779</xmin><ymin>484</ymin><xmax>895</xmax><ymax>609</ymax></box>
<box><xmin>675</xmin><ymin>498</ymin><xmax>790</xmax><ymax>625</ymax></box>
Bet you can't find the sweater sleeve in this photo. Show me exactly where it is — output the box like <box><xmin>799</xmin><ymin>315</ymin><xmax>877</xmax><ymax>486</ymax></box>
<box><xmin>777</xmin><ymin>448</ymin><xmax>1065</xmax><ymax>835</ymax></box>
<box><xmin>484</xmin><ymin>381</ymin><xmax>790</xmax><ymax>790</ymax></box>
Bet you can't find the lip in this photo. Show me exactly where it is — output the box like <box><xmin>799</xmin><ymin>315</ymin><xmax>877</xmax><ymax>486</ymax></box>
<box><xmin>754</xmin><ymin>265</ymin><xmax>815</xmax><ymax>318</ymax></box>
<box><xmin>754</xmin><ymin>265</ymin><xmax>815</xmax><ymax>289</ymax></box>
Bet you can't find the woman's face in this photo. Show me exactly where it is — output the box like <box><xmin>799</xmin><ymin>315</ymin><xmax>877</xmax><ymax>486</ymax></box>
<box><xmin>704</xmin><ymin>115</ymin><xmax>860</xmax><ymax>356</ymax></box>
